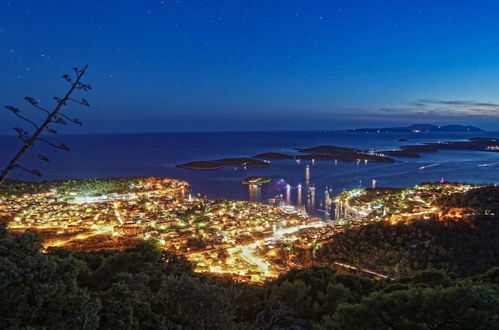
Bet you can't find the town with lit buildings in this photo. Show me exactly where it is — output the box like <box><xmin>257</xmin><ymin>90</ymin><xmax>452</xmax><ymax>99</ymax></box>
<box><xmin>333</xmin><ymin>182</ymin><xmax>483</xmax><ymax>224</ymax></box>
<box><xmin>1</xmin><ymin>177</ymin><xmax>322</xmax><ymax>282</ymax></box>
<box><xmin>0</xmin><ymin>177</ymin><xmax>488</xmax><ymax>283</ymax></box>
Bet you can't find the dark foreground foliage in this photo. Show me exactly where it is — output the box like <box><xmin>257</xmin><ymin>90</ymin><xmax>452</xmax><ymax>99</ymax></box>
<box><xmin>1</xmin><ymin>224</ymin><xmax>498</xmax><ymax>330</ymax></box>
<box><xmin>315</xmin><ymin>214</ymin><xmax>499</xmax><ymax>278</ymax></box>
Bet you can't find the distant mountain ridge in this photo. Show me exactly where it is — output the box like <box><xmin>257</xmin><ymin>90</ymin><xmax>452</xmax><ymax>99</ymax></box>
<box><xmin>347</xmin><ymin>124</ymin><xmax>484</xmax><ymax>133</ymax></box>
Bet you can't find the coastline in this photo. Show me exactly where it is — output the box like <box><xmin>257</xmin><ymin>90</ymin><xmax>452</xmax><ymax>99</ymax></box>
<box><xmin>3</xmin><ymin>176</ymin><xmax>497</xmax><ymax>283</ymax></box>
<box><xmin>2</xmin><ymin>131</ymin><xmax>499</xmax><ymax>205</ymax></box>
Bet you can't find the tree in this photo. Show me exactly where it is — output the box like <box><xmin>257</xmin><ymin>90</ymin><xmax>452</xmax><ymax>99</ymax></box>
<box><xmin>268</xmin><ymin>267</ymin><xmax>354</xmax><ymax>322</ymax></box>
<box><xmin>0</xmin><ymin>65</ymin><xmax>91</xmax><ymax>186</ymax></box>
<box><xmin>255</xmin><ymin>303</ymin><xmax>306</xmax><ymax>330</ymax></box>
<box><xmin>98</xmin><ymin>282</ymin><xmax>164</xmax><ymax>330</ymax></box>
<box><xmin>0</xmin><ymin>228</ymin><xmax>100</xmax><ymax>329</ymax></box>
<box><xmin>153</xmin><ymin>274</ymin><xmax>236</xmax><ymax>329</ymax></box>
<box><xmin>326</xmin><ymin>285</ymin><xmax>499</xmax><ymax>330</ymax></box>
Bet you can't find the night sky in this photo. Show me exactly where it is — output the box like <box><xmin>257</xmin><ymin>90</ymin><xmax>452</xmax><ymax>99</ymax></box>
<box><xmin>2</xmin><ymin>0</ymin><xmax>499</xmax><ymax>133</ymax></box>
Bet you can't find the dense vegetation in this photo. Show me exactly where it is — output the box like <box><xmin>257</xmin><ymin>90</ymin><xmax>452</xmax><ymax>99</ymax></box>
<box><xmin>316</xmin><ymin>214</ymin><xmax>499</xmax><ymax>278</ymax></box>
<box><xmin>1</xmin><ymin>224</ymin><xmax>498</xmax><ymax>329</ymax></box>
<box><xmin>0</xmin><ymin>177</ymin><xmax>149</xmax><ymax>198</ymax></box>
<box><xmin>438</xmin><ymin>185</ymin><xmax>499</xmax><ymax>214</ymax></box>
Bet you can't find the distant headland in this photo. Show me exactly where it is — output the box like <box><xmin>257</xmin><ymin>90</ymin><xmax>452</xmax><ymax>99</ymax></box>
<box><xmin>347</xmin><ymin>124</ymin><xmax>484</xmax><ymax>133</ymax></box>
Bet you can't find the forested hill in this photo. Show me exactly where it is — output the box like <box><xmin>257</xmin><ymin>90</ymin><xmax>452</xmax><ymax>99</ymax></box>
<box><xmin>1</xmin><ymin>225</ymin><xmax>498</xmax><ymax>329</ymax></box>
<box><xmin>315</xmin><ymin>185</ymin><xmax>499</xmax><ymax>278</ymax></box>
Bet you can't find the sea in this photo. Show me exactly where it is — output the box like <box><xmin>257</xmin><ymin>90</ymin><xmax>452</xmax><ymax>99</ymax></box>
<box><xmin>1</xmin><ymin>131</ymin><xmax>499</xmax><ymax>218</ymax></box>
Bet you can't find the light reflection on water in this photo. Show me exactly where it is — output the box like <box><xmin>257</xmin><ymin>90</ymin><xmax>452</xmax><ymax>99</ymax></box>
<box><xmin>248</xmin><ymin>184</ymin><xmax>262</xmax><ymax>202</ymax></box>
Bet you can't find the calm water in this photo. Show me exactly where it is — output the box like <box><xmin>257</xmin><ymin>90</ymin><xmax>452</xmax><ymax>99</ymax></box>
<box><xmin>1</xmin><ymin>131</ymin><xmax>499</xmax><ymax>217</ymax></box>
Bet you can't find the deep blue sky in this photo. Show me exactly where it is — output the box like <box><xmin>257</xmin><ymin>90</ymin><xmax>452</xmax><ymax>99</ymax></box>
<box><xmin>2</xmin><ymin>0</ymin><xmax>499</xmax><ymax>133</ymax></box>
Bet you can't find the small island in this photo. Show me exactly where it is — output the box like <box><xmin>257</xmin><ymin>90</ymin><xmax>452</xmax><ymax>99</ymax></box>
<box><xmin>180</xmin><ymin>145</ymin><xmax>398</xmax><ymax>170</ymax></box>
<box><xmin>240</xmin><ymin>176</ymin><xmax>271</xmax><ymax>185</ymax></box>
<box><xmin>295</xmin><ymin>145</ymin><xmax>396</xmax><ymax>162</ymax></box>
<box><xmin>176</xmin><ymin>161</ymin><xmax>226</xmax><ymax>170</ymax></box>
<box><xmin>254</xmin><ymin>145</ymin><xmax>396</xmax><ymax>163</ymax></box>
<box><xmin>253</xmin><ymin>152</ymin><xmax>295</xmax><ymax>159</ymax></box>
<box><xmin>177</xmin><ymin>157</ymin><xmax>270</xmax><ymax>170</ymax></box>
